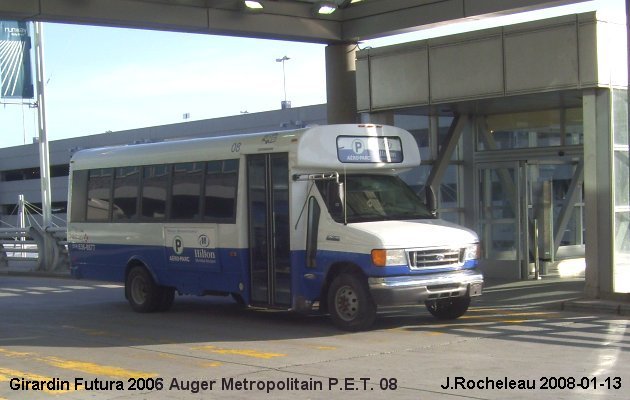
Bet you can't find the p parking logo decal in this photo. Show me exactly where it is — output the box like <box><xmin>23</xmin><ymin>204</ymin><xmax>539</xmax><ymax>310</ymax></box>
<box><xmin>173</xmin><ymin>236</ymin><xmax>184</xmax><ymax>255</ymax></box>
<box><xmin>352</xmin><ymin>139</ymin><xmax>365</xmax><ymax>154</ymax></box>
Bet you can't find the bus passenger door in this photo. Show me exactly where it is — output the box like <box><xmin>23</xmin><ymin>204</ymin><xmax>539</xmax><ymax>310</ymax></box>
<box><xmin>247</xmin><ymin>153</ymin><xmax>291</xmax><ymax>307</ymax></box>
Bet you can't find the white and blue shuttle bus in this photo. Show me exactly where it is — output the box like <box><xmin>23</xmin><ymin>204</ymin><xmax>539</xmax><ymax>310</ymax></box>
<box><xmin>68</xmin><ymin>124</ymin><xmax>483</xmax><ymax>330</ymax></box>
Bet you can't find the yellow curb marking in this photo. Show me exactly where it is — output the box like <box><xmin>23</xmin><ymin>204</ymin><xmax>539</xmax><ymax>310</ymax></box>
<box><xmin>0</xmin><ymin>348</ymin><xmax>157</xmax><ymax>380</ymax></box>
<box><xmin>194</xmin><ymin>345</ymin><xmax>286</xmax><ymax>359</ymax></box>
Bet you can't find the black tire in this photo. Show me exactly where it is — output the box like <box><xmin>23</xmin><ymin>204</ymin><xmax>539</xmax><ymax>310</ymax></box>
<box><xmin>425</xmin><ymin>296</ymin><xmax>471</xmax><ymax>320</ymax></box>
<box><xmin>125</xmin><ymin>266</ymin><xmax>161</xmax><ymax>313</ymax></box>
<box><xmin>156</xmin><ymin>287</ymin><xmax>175</xmax><ymax>312</ymax></box>
<box><xmin>231</xmin><ymin>293</ymin><xmax>247</xmax><ymax>307</ymax></box>
<box><xmin>318</xmin><ymin>295</ymin><xmax>328</xmax><ymax>315</ymax></box>
<box><xmin>327</xmin><ymin>273</ymin><xmax>376</xmax><ymax>331</ymax></box>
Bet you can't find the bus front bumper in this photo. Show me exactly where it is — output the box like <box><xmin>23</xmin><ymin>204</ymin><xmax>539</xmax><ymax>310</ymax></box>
<box><xmin>368</xmin><ymin>270</ymin><xmax>483</xmax><ymax>306</ymax></box>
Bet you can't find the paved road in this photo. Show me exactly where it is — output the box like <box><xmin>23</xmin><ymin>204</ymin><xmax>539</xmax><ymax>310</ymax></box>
<box><xmin>0</xmin><ymin>275</ymin><xmax>628</xmax><ymax>399</ymax></box>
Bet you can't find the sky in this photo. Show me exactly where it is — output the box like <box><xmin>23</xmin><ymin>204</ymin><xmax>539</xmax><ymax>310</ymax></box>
<box><xmin>0</xmin><ymin>0</ymin><xmax>622</xmax><ymax>149</ymax></box>
<box><xmin>0</xmin><ymin>24</ymin><xmax>328</xmax><ymax>148</ymax></box>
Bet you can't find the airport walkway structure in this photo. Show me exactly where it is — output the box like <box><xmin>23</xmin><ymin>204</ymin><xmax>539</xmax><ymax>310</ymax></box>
<box><xmin>0</xmin><ymin>196</ymin><xmax>68</xmax><ymax>272</ymax></box>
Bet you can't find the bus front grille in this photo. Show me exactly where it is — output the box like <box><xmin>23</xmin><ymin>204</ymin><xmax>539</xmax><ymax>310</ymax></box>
<box><xmin>408</xmin><ymin>248</ymin><xmax>462</xmax><ymax>269</ymax></box>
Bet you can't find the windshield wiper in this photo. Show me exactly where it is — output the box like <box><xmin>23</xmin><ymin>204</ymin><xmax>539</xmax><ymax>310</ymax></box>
<box><xmin>388</xmin><ymin>213</ymin><xmax>434</xmax><ymax>220</ymax></box>
<box><xmin>345</xmin><ymin>216</ymin><xmax>388</xmax><ymax>223</ymax></box>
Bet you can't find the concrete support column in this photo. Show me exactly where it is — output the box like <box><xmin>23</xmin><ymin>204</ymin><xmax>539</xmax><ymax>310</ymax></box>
<box><xmin>583</xmin><ymin>89</ymin><xmax>614</xmax><ymax>298</ymax></box>
<box><xmin>462</xmin><ymin>117</ymin><xmax>476</xmax><ymax>230</ymax></box>
<box><xmin>325</xmin><ymin>43</ymin><xmax>358</xmax><ymax>124</ymax></box>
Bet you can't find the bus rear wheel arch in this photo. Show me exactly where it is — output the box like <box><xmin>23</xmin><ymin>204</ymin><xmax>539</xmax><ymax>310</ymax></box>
<box><xmin>125</xmin><ymin>265</ymin><xmax>174</xmax><ymax>313</ymax></box>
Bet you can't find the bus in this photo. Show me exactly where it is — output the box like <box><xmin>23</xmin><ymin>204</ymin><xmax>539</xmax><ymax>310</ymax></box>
<box><xmin>67</xmin><ymin>124</ymin><xmax>482</xmax><ymax>330</ymax></box>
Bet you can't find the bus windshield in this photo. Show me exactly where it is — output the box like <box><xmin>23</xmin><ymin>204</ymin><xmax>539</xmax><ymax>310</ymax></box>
<box><xmin>317</xmin><ymin>174</ymin><xmax>434</xmax><ymax>223</ymax></box>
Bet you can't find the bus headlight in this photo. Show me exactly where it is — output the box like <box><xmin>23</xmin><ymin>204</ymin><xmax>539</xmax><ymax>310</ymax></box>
<box><xmin>463</xmin><ymin>243</ymin><xmax>481</xmax><ymax>261</ymax></box>
<box><xmin>371</xmin><ymin>249</ymin><xmax>407</xmax><ymax>267</ymax></box>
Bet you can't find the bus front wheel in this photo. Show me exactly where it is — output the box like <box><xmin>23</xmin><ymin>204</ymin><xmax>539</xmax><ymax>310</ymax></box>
<box><xmin>126</xmin><ymin>266</ymin><xmax>162</xmax><ymax>313</ymax></box>
<box><xmin>327</xmin><ymin>273</ymin><xmax>376</xmax><ymax>331</ymax></box>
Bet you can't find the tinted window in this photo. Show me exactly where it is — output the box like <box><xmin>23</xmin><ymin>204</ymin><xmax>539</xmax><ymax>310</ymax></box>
<box><xmin>86</xmin><ymin>168</ymin><xmax>113</xmax><ymax>221</ymax></box>
<box><xmin>306</xmin><ymin>197</ymin><xmax>320</xmax><ymax>268</ymax></box>
<box><xmin>113</xmin><ymin>166</ymin><xmax>139</xmax><ymax>221</ymax></box>
<box><xmin>171</xmin><ymin>162</ymin><xmax>203</xmax><ymax>220</ymax></box>
<box><xmin>317</xmin><ymin>174</ymin><xmax>434</xmax><ymax>223</ymax></box>
<box><xmin>70</xmin><ymin>169</ymin><xmax>88</xmax><ymax>222</ymax></box>
<box><xmin>204</xmin><ymin>159</ymin><xmax>238</xmax><ymax>221</ymax></box>
<box><xmin>141</xmin><ymin>165</ymin><xmax>169</xmax><ymax>220</ymax></box>
<box><xmin>51</xmin><ymin>164</ymin><xmax>70</xmax><ymax>178</ymax></box>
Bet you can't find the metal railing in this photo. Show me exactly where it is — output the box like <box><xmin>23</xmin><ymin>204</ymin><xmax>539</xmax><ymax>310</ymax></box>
<box><xmin>0</xmin><ymin>226</ymin><xmax>68</xmax><ymax>272</ymax></box>
<box><xmin>45</xmin><ymin>226</ymin><xmax>69</xmax><ymax>271</ymax></box>
<box><xmin>0</xmin><ymin>228</ymin><xmax>39</xmax><ymax>263</ymax></box>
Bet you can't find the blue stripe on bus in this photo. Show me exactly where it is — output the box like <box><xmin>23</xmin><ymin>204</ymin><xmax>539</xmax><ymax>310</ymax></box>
<box><xmin>70</xmin><ymin>244</ymin><xmax>478</xmax><ymax>304</ymax></box>
<box><xmin>70</xmin><ymin>244</ymin><xmax>249</xmax><ymax>298</ymax></box>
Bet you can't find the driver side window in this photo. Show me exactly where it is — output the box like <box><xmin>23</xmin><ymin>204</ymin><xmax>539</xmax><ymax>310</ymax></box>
<box><xmin>306</xmin><ymin>196</ymin><xmax>321</xmax><ymax>268</ymax></box>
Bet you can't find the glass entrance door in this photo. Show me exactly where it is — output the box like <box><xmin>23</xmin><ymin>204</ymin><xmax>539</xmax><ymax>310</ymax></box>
<box><xmin>477</xmin><ymin>160</ymin><xmax>584</xmax><ymax>279</ymax></box>
<box><xmin>247</xmin><ymin>153</ymin><xmax>291</xmax><ymax>306</ymax></box>
<box><xmin>477</xmin><ymin>162</ymin><xmax>523</xmax><ymax>279</ymax></box>
<box><xmin>523</xmin><ymin>161</ymin><xmax>585</xmax><ymax>275</ymax></box>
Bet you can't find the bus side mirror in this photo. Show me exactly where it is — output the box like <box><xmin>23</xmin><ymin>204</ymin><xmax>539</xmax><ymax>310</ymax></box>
<box><xmin>328</xmin><ymin>182</ymin><xmax>344</xmax><ymax>219</ymax></box>
<box><xmin>425</xmin><ymin>185</ymin><xmax>437</xmax><ymax>216</ymax></box>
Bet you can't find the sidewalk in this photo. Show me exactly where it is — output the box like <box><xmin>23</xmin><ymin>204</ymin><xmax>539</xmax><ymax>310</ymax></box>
<box><xmin>0</xmin><ymin>259</ymin><xmax>70</xmax><ymax>278</ymax></box>
<box><xmin>2</xmin><ymin>261</ymin><xmax>629</xmax><ymax>317</ymax></box>
<box><xmin>480</xmin><ymin>277</ymin><xmax>630</xmax><ymax>316</ymax></box>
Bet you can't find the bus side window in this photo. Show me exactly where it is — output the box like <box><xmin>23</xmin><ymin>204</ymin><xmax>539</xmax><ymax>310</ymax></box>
<box><xmin>170</xmin><ymin>162</ymin><xmax>203</xmax><ymax>220</ymax></box>
<box><xmin>306</xmin><ymin>196</ymin><xmax>320</xmax><ymax>268</ymax></box>
<box><xmin>86</xmin><ymin>168</ymin><xmax>113</xmax><ymax>222</ymax></box>
<box><xmin>71</xmin><ymin>169</ymin><xmax>88</xmax><ymax>222</ymax></box>
<box><xmin>204</xmin><ymin>159</ymin><xmax>239</xmax><ymax>222</ymax></box>
<box><xmin>141</xmin><ymin>165</ymin><xmax>169</xmax><ymax>220</ymax></box>
<box><xmin>113</xmin><ymin>166</ymin><xmax>140</xmax><ymax>221</ymax></box>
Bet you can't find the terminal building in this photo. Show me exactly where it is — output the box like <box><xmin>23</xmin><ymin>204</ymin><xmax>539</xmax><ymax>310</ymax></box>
<box><xmin>356</xmin><ymin>11</ymin><xmax>627</xmax><ymax>287</ymax></box>
<box><xmin>0</xmin><ymin>1</ymin><xmax>627</xmax><ymax>300</ymax></box>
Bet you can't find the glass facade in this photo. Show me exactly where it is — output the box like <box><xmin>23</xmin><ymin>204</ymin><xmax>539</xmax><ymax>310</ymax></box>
<box><xmin>477</xmin><ymin>164</ymin><xmax>520</xmax><ymax>261</ymax></box>
<box><xmin>355</xmin><ymin>8</ymin><xmax>625</xmax><ymax>290</ymax></box>
<box><xmin>394</xmin><ymin>114</ymin><xmax>464</xmax><ymax>224</ymax></box>
<box><xmin>476</xmin><ymin>108</ymin><xmax>586</xmax><ymax>261</ymax></box>
<box><xmin>480</xmin><ymin>108</ymin><xmax>583</xmax><ymax>150</ymax></box>
<box><xmin>612</xmin><ymin>89</ymin><xmax>630</xmax><ymax>293</ymax></box>
<box><xmin>389</xmin><ymin>107</ymin><xmax>586</xmax><ymax>266</ymax></box>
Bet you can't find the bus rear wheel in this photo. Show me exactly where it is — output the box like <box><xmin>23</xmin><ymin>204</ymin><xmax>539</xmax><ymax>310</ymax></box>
<box><xmin>425</xmin><ymin>296</ymin><xmax>470</xmax><ymax>320</ymax></box>
<box><xmin>157</xmin><ymin>287</ymin><xmax>175</xmax><ymax>312</ymax></box>
<box><xmin>126</xmin><ymin>266</ymin><xmax>162</xmax><ymax>313</ymax></box>
<box><xmin>327</xmin><ymin>273</ymin><xmax>376</xmax><ymax>331</ymax></box>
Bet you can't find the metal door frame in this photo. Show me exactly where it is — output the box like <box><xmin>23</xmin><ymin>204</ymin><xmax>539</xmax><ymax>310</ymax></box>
<box><xmin>521</xmin><ymin>159</ymin><xmax>585</xmax><ymax>276</ymax></box>
<box><xmin>476</xmin><ymin>158</ymin><xmax>584</xmax><ymax>279</ymax></box>
<box><xmin>475</xmin><ymin>161</ymin><xmax>524</xmax><ymax>279</ymax></box>
<box><xmin>246</xmin><ymin>153</ymin><xmax>291</xmax><ymax>307</ymax></box>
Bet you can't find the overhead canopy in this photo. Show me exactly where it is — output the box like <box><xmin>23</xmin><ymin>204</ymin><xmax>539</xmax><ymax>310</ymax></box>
<box><xmin>0</xmin><ymin>0</ymin><xmax>589</xmax><ymax>43</ymax></box>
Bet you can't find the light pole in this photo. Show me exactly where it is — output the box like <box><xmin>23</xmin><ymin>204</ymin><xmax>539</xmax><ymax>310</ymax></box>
<box><xmin>34</xmin><ymin>21</ymin><xmax>52</xmax><ymax>228</ymax></box>
<box><xmin>275</xmin><ymin>55</ymin><xmax>290</xmax><ymax>109</ymax></box>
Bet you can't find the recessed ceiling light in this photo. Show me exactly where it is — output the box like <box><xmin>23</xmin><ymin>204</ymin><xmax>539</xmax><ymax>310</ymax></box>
<box><xmin>244</xmin><ymin>1</ymin><xmax>263</xmax><ymax>10</ymax></box>
<box><xmin>316</xmin><ymin>2</ymin><xmax>337</xmax><ymax>15</ymax></box>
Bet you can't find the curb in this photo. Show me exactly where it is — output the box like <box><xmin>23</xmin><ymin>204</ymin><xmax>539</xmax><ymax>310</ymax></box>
<box><xmin>560</xmin><ymin>299</ymin><xmax>630</xmax><ymax>316</ymax></box>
